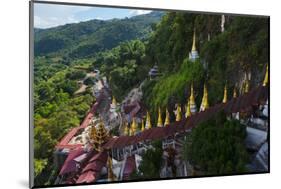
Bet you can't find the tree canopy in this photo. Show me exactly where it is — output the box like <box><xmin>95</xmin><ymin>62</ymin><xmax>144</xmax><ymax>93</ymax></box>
<box><xmin>182</xmin><ymin>112</ymin><xmax>249</xmax><ymax>175</ymax></box>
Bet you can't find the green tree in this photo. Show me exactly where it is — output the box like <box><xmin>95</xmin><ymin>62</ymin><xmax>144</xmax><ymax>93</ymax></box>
<box><xmin>34</xmin><ymin>159</ymin><xmax>48</xmax><ymax>177</ymax></box>
<box><xmin>182</xmin><ymin>112</ymin><xmax>249</xmax><ymax>175</ymax></box>
<box><xmin>130</xmin><ymin>140</ymin><xmax>163</xmax><ymax>179</ymax></box>
<box><xmin>66</xmin><ymin>70</ymin><xmax>86</xmax><ymax>80</ymax></box>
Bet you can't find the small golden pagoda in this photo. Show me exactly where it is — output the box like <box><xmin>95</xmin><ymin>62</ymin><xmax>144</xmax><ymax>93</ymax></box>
<box><xmin>189</xmin><ymin>83</ymin><xmax>197</xmax><ymax>113</ymax></box>
<box><xmin>189</xmin><ymin>30</ymin><xmax>199</xmax><ymax>61</ymax></box>
<box><xmin>192</xmin><ymin>30</ymin><xmax>197</xmax><ymax>52</ymax></box>
<box><xmin>164</xmin><ymin>108</ymin><xmax>170</xmax><ymax>126</ymax></box>
<box><xmin>112</xmin><ymin>96</ymin><xmax>117</xmax><ymax>106</ymax></box>
<box><xmin>200</xmin><ymin>84</ymin><xmax>209</xmax><ymax>111</ymax></box>
<box><xmin>107</xmin><ymin>156</ymin><xmax>116</xmax><ymax>181</ymax></box>
<box><xmin>244</xmin><ymin>79</ymin><xmax>250</xmax><ymax>93</ymax></box>
<box><xmin>131</xmin><ymin>118</ymin><xmax>137</xmax><ymax>135</ymax></box>
<box><xmin>185</xmin><ymin>100</ymin><xmax>191</xmax><ymax>118</ymax></box>
<box><xmin>124</xmin><ymin>122</ymin><xmax>129</xmax><ymax>136</ymax></box>
<box><xmin>157</xmin><ymin>108</ymin><xmax>163</xmax><ymax>127</ymax></box>
<box><xmin>176</xmin><ymin>104</ymin><xmax>182</xmax><ymax>121</ymax></box>
<box><xmin>243</xmin><ymin>73</ymin><xmax>250</xmax><ymax>94</ymax></box>
<box><xmin>141</xmin><ymin>119</ymin><xmax>145</xmax><ymax>131</ymax></box>
<box><xmin>233</xmin><ymin>86</ymin><xmax>237</xmax><ymax>98</ymax></box>
<box><xmin>222</xmin><ymin>85</ymin><xmax>227</xmax><ymax>103</ymax></box>
<box><xmin>129</xmin><ymin>126</ymin><xmax>133</xmax><ymax>136</ymax></box>
<box><xmin>204</xmin><ymin>85</ymin><xmax>209</xmax><ymax>109</ymax></box>
<box><xmin>145</xmin><ymin>111</ymin><xmax>152</xmax><ymax>129</ymax></box>
<box><xmin>263</xmin><ymin>64</ymin><xmax>268</xmax><ymax>86</ymax></box>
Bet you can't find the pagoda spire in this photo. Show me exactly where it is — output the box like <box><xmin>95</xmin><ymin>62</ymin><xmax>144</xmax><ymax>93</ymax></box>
<box><xmin>263</xmin><ymin>64</ymin><xmax>268</xmax><ymax>86</ymax></box>
<box><xmin>107</xmin><ymin>156</ymin><xmax>116</xmax><ymax>181</ymax></box>
<box><xmin>129</xmin><ymin>127</ymin><xmax>133</xmax><ymax>136</ymax></box>
<box><xmin>141</xmin><ymin>119</ymin><xmax>145</xmax><ymax>131</ymax></box>
<box><xmin>185</xmin><ymin>100</ymin><xmax>191</xmax><ymax>118</ymax></box>
<box><xmin>204</xmin><ymin>84</ymin><xmax>209</xmax><ymax>109</ymax></box>
<box><xmin>192</xmin><ymin>29</ymin><xmax>197</xmax><ymax>51</ymax></box>
<box><xmin>244</xmin><ymin>79</ymin><xmax>250</xmax><ymax>93</ymax></box>
<box><xmin>157</xmin><ymin>108</ymin><xmax>163</xmax><ymax>127</ymax></box>
<box><xmin>112</xmin><ymin>96</ymin><xmax>117</xmax><ymax>106</ymax></box>
<box><xmin>176</xmin><ymin>104</ymin><xmax>182</xmax><ymax>121</ymax></box>
<box><xmin>233</xmin><ymin>86</ymin><xmax>237</xmax><ymax>98</ymax></box>
<box><xmin>222</xmin><ymin>84</ymin><xmax>227</xmax><ymax>103</ymax></box>
<box><xmin>243</xmin><ymin>72</ymin><xmax>250</xmax><ymax>93</ymax></box>
<box><xmin>221</xmin><ymin>14</ymin><xmax>225</xmax><ymax>33</ymax></box>
<box><xmin>145</xmin><ymin>111</ymin><xmax>152</xmax><ymax>129</ymax></box>
<box><xmin>131</xmin><ymin>118</ymin><xmax>137</xmax><ymax>135</ymax></box>
<box><xmin>200</xmin><ymin>83</ymin><xmax>209</xmax><ymax>111</ymax></box>
<box><xmin>124</xmin><ymin>122</ymin><xmax>129</xmax><ymax>136</ymax></box>
<box><xmin>189</xmin><ymin>83</ymin><xmax>197</xmax><ymax>113</ymax></box>
<box><xmin>189</xmin><ymin>30</ymin><xmax>199</xmax><ymax>61</ymax></box>
<box><xmin>164</xmin><ymin>108</ymin><xmax>170</xmax><ymax>126</ymax></box>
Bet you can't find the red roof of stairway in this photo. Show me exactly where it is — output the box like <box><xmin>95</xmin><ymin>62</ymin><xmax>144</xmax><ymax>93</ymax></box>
<box><xmin>102</xmin><ymin>85</ymin><xmax>268</xmax><ymax>149</ymax></box>
<box><xmin>76</xmin><ymin>151</ymin><xmax>108</xmax><ymax>184</ymax></box>
<box><xmin>55</xmin><ymin>103</ymin><xmax>98</xmax><ymax>149</ymax></box>
<box><xmin>59</xmin><ymin>147</ymin><xmax>85</xmax><ymax>175</ymax></box>
<box><xmin>123</xmin><ymin>155</ymin><xmax>136</xmax><ymax>180</ymax></box>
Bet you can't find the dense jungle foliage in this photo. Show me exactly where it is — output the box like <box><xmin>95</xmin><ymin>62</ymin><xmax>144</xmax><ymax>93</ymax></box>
<box><xmin>182</xmin><ymin>112</ymin><xmax>249</xmax><ymax>175</ymax></box>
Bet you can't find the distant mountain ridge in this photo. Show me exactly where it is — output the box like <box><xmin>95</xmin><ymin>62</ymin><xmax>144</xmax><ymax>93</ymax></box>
<box><xmin>34</xmin><ymin>11</ymin><xmax>164</xmax><ymax>58</ymax></box>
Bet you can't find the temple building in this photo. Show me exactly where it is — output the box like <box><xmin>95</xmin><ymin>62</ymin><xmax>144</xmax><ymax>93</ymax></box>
<box><xmin>189</xmin><ymin>30</ymin><xmax>199</xmax><ymax>62</ymax></box>
<box><xmin>148</xmin><ymin>64</ymin><xmax>160</xmax><ymax>80</ymax></box>
<box><xmin>90</xmin><ymin>120</ymin><xmax>108</xmax><ymax>152</ymax></box>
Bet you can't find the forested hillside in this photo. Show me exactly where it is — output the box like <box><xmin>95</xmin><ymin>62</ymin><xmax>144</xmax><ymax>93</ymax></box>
<box><xmin>33</xmin><ymin>11</ymin><xmax>163</xmax><ymax>185</ymax></box>
<box><xmin>34</xmin><ymin>11</ymin><xmax>163</xmax><ymax>58</ymax></box>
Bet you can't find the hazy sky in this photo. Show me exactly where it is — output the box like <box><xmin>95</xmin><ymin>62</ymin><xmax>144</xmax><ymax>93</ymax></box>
<box><xmin>34</xmin><ymin>3</ymin><xmax>152</xmax><ymax>29</ymax></box>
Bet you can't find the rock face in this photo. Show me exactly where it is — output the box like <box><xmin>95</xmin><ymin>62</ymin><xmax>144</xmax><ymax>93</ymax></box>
<box><xmin>122</xmin><ymin>86</ymin><xmax>143</xmax><ymax>105</ymax></box>
<box><xmin>245</xmin><ymin>127</ymin><xmax>267</xmax><ymax>151</ymax></box>
<box><xmin>247</xmin><ymin>142</ymin><xmax>268</xmax><ymax>172</ymax></box>
<box><xmin>92</xmin><ymin>76</ymin><xmax>121</xmax><ymax>130</ymax></box>
<box><xmin>255</xmin><ymin>142</ymin><xmax>268</xmax><ymax>170</ymax></box>
<box><xmin>244</xmin><ymin>100</ymin><xmax>268</xmax><ymax>172</ymax></box>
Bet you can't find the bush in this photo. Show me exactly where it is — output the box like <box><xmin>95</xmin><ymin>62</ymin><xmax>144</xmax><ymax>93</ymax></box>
<box><xmin>66</xmin><ymin>70</ymin><xmax>86</xmax><ymax>80</ymax></box>
<box><xmin>183</xmin><ymin>112</ymin><xmax>248</xmax><ymax>175</ymax></box>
